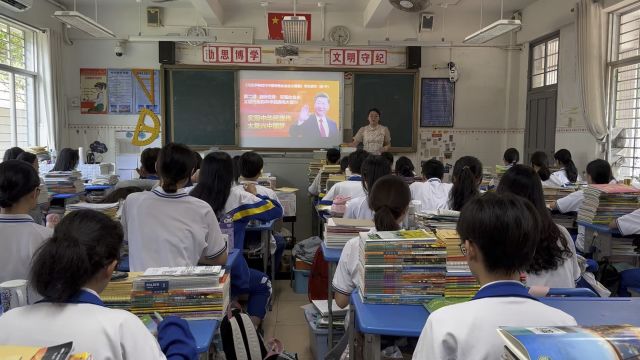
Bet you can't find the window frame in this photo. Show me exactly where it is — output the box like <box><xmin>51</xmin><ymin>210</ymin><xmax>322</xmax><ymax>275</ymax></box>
<box><xmin>528</xmin><ymin>31</ymin><xmax>560</xmax><ymax>91</ymax></box>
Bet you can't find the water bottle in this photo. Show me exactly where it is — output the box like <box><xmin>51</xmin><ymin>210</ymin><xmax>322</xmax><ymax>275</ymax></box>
<box><xmin>408</xmin><ymin>200</ymin><xmax>422</xmax><ymax>230</ymax></box>
<box><xmin>219</xmin><ymin>213</ymin><xmax>235</xmax><ymax>250</ymax></box>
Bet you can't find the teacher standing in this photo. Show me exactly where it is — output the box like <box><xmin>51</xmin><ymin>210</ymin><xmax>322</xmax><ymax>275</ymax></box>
<box><xmin>351</xmin><ymin>108</ymin><xmax>391</xmax><ymax>155</ymax></box>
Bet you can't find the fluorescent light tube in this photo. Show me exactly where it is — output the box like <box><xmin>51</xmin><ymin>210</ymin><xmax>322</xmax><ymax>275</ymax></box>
<box><xmin>463</xmin><ymin>19</ymin><xmax>521</xmax><ymax>44</ymax></box>
<box><xmin>53</xmin><ymin>11</ymin><xmax>115</xmax><ymax>38</ymax></box>
<box><xmin>128</xmin><ymin>35</ymin><xmax>219</xmax><ymax>43</ymax></box>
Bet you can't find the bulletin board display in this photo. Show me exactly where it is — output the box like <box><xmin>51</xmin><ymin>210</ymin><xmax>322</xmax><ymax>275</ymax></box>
<box><xmin>80</xmin><ymin>68</ymin><xmax>160</xmax><ymax>115</ymax></box>
<box><xmin>420</xmin><ymin>78</ymin><xmax>455</xmax><ymax>127</ymax></box>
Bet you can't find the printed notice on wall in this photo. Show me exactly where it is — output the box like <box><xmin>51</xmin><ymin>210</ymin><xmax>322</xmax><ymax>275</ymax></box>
<box><xmin>420</xmin><ymin>78</ymin><xmax>455</xmax><ymax>127</ymax></box>
<box><xmin>133</xmin><ymin>69</ymin><xmax>160</xmax><ymax>114</ymax></box>
<box><xmin>107</xmin><ymin>69</ymin><xmax>133</xmax><ymax>114</ymax></box>
<box><xmin>80</xmin><ymin>68</ymin><xmax>108</xmax><ymax>114</ymax></box>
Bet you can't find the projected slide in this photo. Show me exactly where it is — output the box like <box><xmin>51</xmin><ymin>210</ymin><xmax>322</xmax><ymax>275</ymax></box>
<box><xmin>238</xmin><ymin>70</ymin><xmax>343</xmax><ymax>148</ymax></box>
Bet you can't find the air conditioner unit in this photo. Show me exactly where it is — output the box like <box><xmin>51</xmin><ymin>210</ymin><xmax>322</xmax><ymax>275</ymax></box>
<box><xmin>0</xmin><ymin>0</ymin><xmax>33</xmax><ymax>12</ymax></box>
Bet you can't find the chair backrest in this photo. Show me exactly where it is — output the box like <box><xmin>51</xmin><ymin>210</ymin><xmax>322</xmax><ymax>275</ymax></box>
<box><xmin>547</xmin><ymin>287</ymin><xmax>598</xmax><ymax>297</ymax></box>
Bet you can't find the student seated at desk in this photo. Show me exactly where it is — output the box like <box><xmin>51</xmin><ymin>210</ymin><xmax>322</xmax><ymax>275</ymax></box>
<box><xmin>449</xmin><ymin>156</ymin><xmax>483</xmax><ymax>211</ymax></box>
<box><xmin>547</xmin><ymin>149</ymin><xmax>582</xmax><ymax>187</ymax></box>
<box><xmin>309</xmin><ymin>148</ymin><xmax>341</xmax><ymax>196</ymax></box>
<box><xmin>394</xmin><ymin>156</ymin><xmax>416</xmax><ymax>184</ymax></box>
<box><xmin>3</xmin><ymin>146</ymin><xmax>24</xmax><ymax>161</ymax></box>
<box><xmin>503</xmin><ymin>147</ymin><xmax>519</xmax><ymax>166</ymax></box>
<box><xmin>122</xmin><ymin>143</ymin><xmax>227</xmax><ymax>272</ymax></box>
<box><xmin>0</xmin><ymin>210</ymin><xmax>196</xmax><ymax>359</ymax></box>
<box><xmin>114</xmin><ymin>147</ymin><xmax>160</xmax><ymax>191</ymax></box>
<box><xmin>321</xmin><ymin>149</ymin><xmax>369</xmax><ymax>205</ymax></box>
<box><xmin>17</xmin><ymin>152</ymin><xmax>49</xmax><ymax>225</ymax></box>
<box><xmin>333</xmin><ymin>175</ymin><xmax>410</xmax><ymax>308</ymax></box>
<box><xmin>530</xmin><ymin>151</ymin><xmax>552</xmax><ymax>185</ymax></box>
<box><xmin>344</xmin><ymin>155</ymin><xmax>391</xmax><ymax>220</ymax></box>
<box><xmin>50</xmin><ymin>148</ymin><xmax>79</xmax><ymax>172</ymax></box>
<box><xmin>192</xmin><ymin>152</ymin><xmax>282</xmax><ymax>327</ymax></box>
<box><xmin>610</xmin><ymin>208</ymin><xmax>640</xmax><ymax>235</ymax></box>
<box><xmin>339</xmin><ymin>156</ymin><xmax>349</xmax><ymax>175</ymax></box>
<box><xmin>497</xmin><ymin>165</ymin><xmax>580</xmax><ymax>288</ymax></box>
<box><xmin>413</xmin><ymin>193</ymin><xmax>577</xmax><ymax>360</ymax></box>
<box><xmin>410</xmin><ymin>159</ymin><xmax>452</xmax><ymax>212</ymax></box>
<box><xmin>0</xmin><ymin>160</ymin><xmax>52</xmax><ymax>284</ymax></box>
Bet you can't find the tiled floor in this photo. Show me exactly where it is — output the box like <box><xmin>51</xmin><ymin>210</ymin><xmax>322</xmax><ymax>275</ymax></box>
<box><xmin>263</xmin><ymin>280</ymin><xmax>314</xmax><ymax>360</ymax></box>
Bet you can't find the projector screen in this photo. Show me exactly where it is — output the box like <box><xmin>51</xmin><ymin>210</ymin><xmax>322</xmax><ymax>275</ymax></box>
<box><xmin>238</xmin><ymin>70</ymin><xmax>344</xmax><ymax>149</ymax></box>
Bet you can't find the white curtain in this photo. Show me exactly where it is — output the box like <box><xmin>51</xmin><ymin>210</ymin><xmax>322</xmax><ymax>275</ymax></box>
<box><xmin>36</xmin><ymin>27</ymin><xmax>66</xmax><ymax>151</ymax></box>
<box><xmin>576</xmin><ymin>0</ymin><xmax>608</xmax><ymax>142</ymax></box>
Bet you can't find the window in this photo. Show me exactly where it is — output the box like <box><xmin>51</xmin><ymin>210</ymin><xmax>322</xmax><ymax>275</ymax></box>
<box><xmin>0</xmin><ymin>19</ymin><xmax>37</xmax><ymax>156</ymax></box>
<box><xmin>530</xmin><ymin>36</ymin><xmax>559</xmax><ymax>89</ymax></box>
<box><xmin>610</xmin><ymin>7</ymin><xmax>640</xmax><ymax>179</ymax></box>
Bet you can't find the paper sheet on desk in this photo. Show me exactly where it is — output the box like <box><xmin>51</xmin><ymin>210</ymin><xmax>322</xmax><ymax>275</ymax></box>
<box><xmin>311</xmin><ymin>299</ymin><xmax>349</xmax><ymax>317</ymax></box>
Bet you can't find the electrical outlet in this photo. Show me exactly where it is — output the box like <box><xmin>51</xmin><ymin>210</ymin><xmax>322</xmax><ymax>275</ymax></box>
<box><xmin>70</xmin><ymin>97</ymin><xmax>80</xmax><ymax>109</ymax></box>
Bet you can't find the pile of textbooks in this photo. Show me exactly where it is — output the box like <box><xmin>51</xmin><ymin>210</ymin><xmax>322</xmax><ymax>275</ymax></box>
<box><xmin>577</xmin><ymin>184</ymin><xmax>640</xmax><ymax>225</ymax></box>
<box><xmin>66</xmin><ymin>202</ymin><xmax>119</xmax><ymax>220</ymax></box>
<box><xmin>320</xmin><ymin>165</ymin><xmax>343</xmax><ymax>193</ymax></box>
<box><xmin>324</xmin><ymin>218</ymin><xmax>374</xmax><ymax>249</ymax></box>
<box><xmin>358</xmin><ymin>229</ymin><xmax>446</xmax><ymax>304</ymax></box>
<box><xmin>308</xmin><ymin>159</ymin><xmax>326</xmax><ymax>186</ymax></box>
<box><xmin>44</xmin><ymin>171</ymin><xmax>85</xmax><ymax>194</ymax></box>
<box><xmin>543</xmin><ymin>186</ymin><xmax>577</xmax><ymax>208</ymax></box>
<box><xmin>90</xmin><ymin>174</ymin><xmax>119</xmax><ymax>186</ymax></box>
<box><xmin>130</xmin><ymin>266</ymin><xmax>229</xmax><ymax>320</ymax></box>
<box><xmin>102</xmin><ymin>272</ymin><xmax>141</xmax><ymax>310</ymax></box>
<box><xmin>481</xmin><ymin>167</ymin><xmax>495</xmax><ymax>190</ymax></box>
<box><xmin>415</xmin><ymin>210</ymin><xmax>460</xmax><ymax>231</ymax></box>
<box><xmin>308</xmin><ymin>300</ymin><xmax>349</xmax><ymax>329</ymax></box>
<box><xmin>435</xmin><ymin>229</ymin><xmax>479</xmax><ymax>298</ymax></box>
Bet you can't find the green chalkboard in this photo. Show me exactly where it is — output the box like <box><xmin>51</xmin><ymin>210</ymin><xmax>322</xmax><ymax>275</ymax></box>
<box><xmin>166</xmin><ymin>69</ymin><xmax>236</xmax><ymax>147</ymax></box>
<box><xmin>352</xmin><ymin>72</ymin><xmax>417</xmax><ymax>150</ymax></box>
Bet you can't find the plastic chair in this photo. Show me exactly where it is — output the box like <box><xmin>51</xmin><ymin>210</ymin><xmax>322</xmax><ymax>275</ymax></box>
<box><xmin>546</xmin><ymin>287</ymin><xmax>598</xmax><ymax>297</ymax></box>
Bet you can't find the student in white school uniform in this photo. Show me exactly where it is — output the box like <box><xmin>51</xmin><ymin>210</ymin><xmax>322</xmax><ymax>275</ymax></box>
<box><xmin>497</xmin><ymin>165</ymin><xmax>580</xmax><ymax>288</ymax></box>
<box><xmin>344</xmin><ymin>155</ymin><xmax>391</xmax><ymax>220</ymax></box>
<box><xmin>191</xmin><ymin>152</ymin><xmax>283</xmax><ymax>327</ymax></box>
<box><xmin>17</xmin><ymin>152</ymin><xmax>49</xmax><ymax>225</ymax></box>
<box><xmin>413</xmin><ymin>193</ymin><xmax>577</xmax><ymax>360</ymax></box>
<box><xmin>333</xmin><ymin>175</ymin><xmax>410</xmax><ymax>308</ymax></box>
<box><xmin>410</xmin><ymin>159</ymin><xmax>453</xmax><ymax>212</ymax></box>
<box><xmin>320</xmin><ymin>149</ymin><xmax>369</xmax><ymax>206</ymax></box>
<box><xmin>122</xmin><ymin>143</ymin><xmax>228</xmax><ymax>272</ymax></box>
<box><xmin>449</xmin><ymin>156</ymin><xmax>483</xmax><ymax>211</ymax></box>
<box><xmin>113</xmin><ymin>147</ymin><xmax>160</xmax><ymax>191</ymax></box>
<box><xmin>0</xmin><ymin>210</ymin><xmax>196</xmax><ymax>359</ymax></box>
<box><xmin>394</xmin><ymin>156</ymin><xmax>416</xmax><ymax>185</ymax></box>
<box><xmin>0</xmin><ymin>160</ymin><xmax>52</xmax><ymax>284</ymax></box>
<box><xmin>547</xmin><ymin>149</ymin><xmax>582</xmax><ymax>187</ymax></box>
<box><xmin>530</xmin><ymin>151</ymin><xmax>554</xmax><ymax>186</ymax></box>
<box><xmin>552</xmin><ymin>159</ymin><xmax>613</xmax><ymax>252</ymax></box>
<box><xmin>308</xmin><ymin>148</ymin><xmax>341</xmax><ymax>196</ymax></box>
<box><xmin>503</xmin><ymin>148</ymin><xmax>519</xmax><ymax>166</ymax></box>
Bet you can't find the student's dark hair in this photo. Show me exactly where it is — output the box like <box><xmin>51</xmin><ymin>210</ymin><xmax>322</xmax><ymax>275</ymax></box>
<box><xmin>421</xmin><ymin>159</ymin><xmax>445</xmax><ymax>180</ymax></box>
<box><xmin>449</xmin><ymin>156</ymin><xmax>483</xmax><ymax>211</ymax></box>
<box><xmin>326</xmin><ymin>148</ymin><xmax>341</xmax><ymax>164</ymax></box>
<box><xmin>368</xmin><ymin>108</ymin><xmax>381</xmax><ymax>117</ymax></box>
<box><xmin>3</xmin><ymin>147</ymin><xmax>24</xmax><ymax>162</ymax></box>
<box><xmin>0</xmin><ymin>160</ymin><xmax>40</xmax><ymax>208</ymax></box>
<box><xmin>586</xmin><ymin>159</ymin><xmax>613</xmax><ymax>184</ymax></box>
<box><xmin>530</xmin><ymin>151</ymin><xmax>551</xmax><ymax>181</ymax></box>
<box><xmin>369</xmin><ymin>175</ymin><xmax>410</xmax><ymax>231</ymax></box>
<box><xmin>232</xmin><ymin>155</ymin><xmax>242</xmax><ymax>183</ymax></box>
<box><xmin>554</xmin><ymin>149</ymin><xmax>578</xmax><ymax>183</ymax></box>
<box><xmin>339</xmin><ymin>156</ymin><xmax>350</xmax><ymax>173</ymax></box>
<box><xmin>457</xmin><ymin>192</ymin><xmax>541</xmax><ymax>274</ymax></box>
<box><xmin>348</xmin><ymin>149</ymin><xmax>369</xmax><ymax>174</ymax></box>
<box><xmin>193</xmin><ymin>151</ymin><xmax>203</xmax><ymax>171</ymax></box>
<box><xmin>381</xmin><ymin>152</ymin><xmax>394</xmax><ymax>167</ymax></box>
<box><xmin>240</xmin><ymin>151</ymin><xmax>264</xmax><ymax>179</ymax></box>
<box><xmin>30</xmin><ymin>210</ymin><xmax>123</xmax><ymax>302</ymax></box>
<box><xmin>157</xmin><ymin>143</ymin><xmax>195</xmax><ymax>193</ymax></box>
<box><xmin>101</xmin><ymin>186</ymin><xmax>143</xmax><ymax>204</ymax></box>
<box><xmin>16</xmin><ymin>152</ymin><xmax>37</xmax><ymax>166</ymax></box>
<box><xmin>503</xmin><ymin>148</ymin><xmax>520</xmax><ymax>165</ymax></box>
<box><xmin>140</xmin><ymin>147</ymin><xmax>160</xmax><ymax>175</ymax></box>
<box><xmin>497</xmin><ymin>165</ymin><xmax>572</xmax><ymax>273</ymax></box>
<box><xmin>394</xmin><ymin>156</ymin><xmax>414</xmax><ymax>178</ymax></box>
<box><xmin>362</xmin><ymin>155</ymin><xmax>392</xmax><ymax>194</ymax></box>
<box><xmin>51</xmin><ymin>148</ymin><xmax>79</xmax><ymax>172</ymax></box>
<box><xmin>191</xmin><ymin>152</ymin><xmax>233</xmax><ymax>216</ymax></box>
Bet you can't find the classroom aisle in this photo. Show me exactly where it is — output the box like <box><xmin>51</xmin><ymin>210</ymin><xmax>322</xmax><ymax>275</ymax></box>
<box><xmin>263</xmin><ymin>280</ymin><xmax>314</xmax><ymax>360</ymax></box>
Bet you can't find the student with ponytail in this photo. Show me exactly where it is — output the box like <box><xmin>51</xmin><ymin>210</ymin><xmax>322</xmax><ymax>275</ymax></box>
<box><xmin>503</xmin><ymin>148</ymin><xmax>519</xmax><ymax>166</ymax></box>
<box><xmin>333</xmin><ymin>175</ymin><xmax>410</xmax><ymax>308</ymax></box>
<box><xmin>122</xmin><ymin>143</ymin><xmax>227</xmax><ymax>272</ymax></box>
<box><xmin>549</xmin><ymin>149</ymin><xmax>581</xmax><ymax>186</ymax></box>
<box><xmin>51</xmin><ymin>148</ymin><xmax>79</xmax><ymax>172</ymax></box>
<box><xmin>449</xmin><ymin>156</ymin><xmax>483</xmax><ymax>211</ymax></box>
<box><xmin>0</xmin><ymin>160</ymin><xmax>52</xmax><ymax>283</ymax></box>
<box><xmin>0</xmin><ymin>210</ymin><xmax>197</xmax><ymax>359</ymax></box>
<box><xmin>344</xmin><ymin>155</ymin><xmax>392</xmax><ymax>220</ymax></box>
<box><xmin>530</xmin><ymin>151</ymin><xmax>552</xmax><ymax>184</ymax></box>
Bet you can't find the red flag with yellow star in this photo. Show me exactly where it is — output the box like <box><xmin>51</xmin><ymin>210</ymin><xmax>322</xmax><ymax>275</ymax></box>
<box><xmin>267</xmin><ymin>12</ymin><xmax>311</xmax><ymax>40</ymax></box>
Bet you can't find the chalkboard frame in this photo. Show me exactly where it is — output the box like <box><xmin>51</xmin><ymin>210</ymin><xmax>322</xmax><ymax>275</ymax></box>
<box><xmin>420</xmin><ymin>77</ymin><xmax>455</xmax><ymax>128</ymax></box>
<box><xmin>161</xmin><ymin>64</ymin><xmax>419</xmax><ymax>152</ymax></box>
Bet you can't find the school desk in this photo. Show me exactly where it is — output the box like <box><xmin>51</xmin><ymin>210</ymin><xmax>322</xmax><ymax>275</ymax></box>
<box><xmin>348</xmin><ymin>291</ymin><xmax>640</xmax><ymax>360</ymax></box>
<box><xmin>246</xmin><ymin>219</ymin><xmax>277</xmax><ymax>310</ymax></box>
<box><xmin>187</xmin><ymin>319</ymin><xmax>219</xmax><ymax>358</ymax></box>
<box><xmin>84</xmin><ymin>185</ymin><xmax>113</xmax><ymax>191</ymax></box>
<box><xmin>116</xmin><ymin>249</ymin><xmax>240</xmax><ymax>273</ymax></box>
<box><xmin>321</xmin><ymin>242</ymin><xmax>343</xmax><ymax>347</ymax></box>
<box><xmin>577</xmin><ymin>221</ymin><xmax>639</xmax><ymax>265</ymax></box>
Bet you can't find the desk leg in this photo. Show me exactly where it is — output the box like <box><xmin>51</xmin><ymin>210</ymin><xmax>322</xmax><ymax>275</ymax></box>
<box><xmin>348</xmin><ymin>306</ymin><xmax>355</xmax><ymax>360</ymax></box>
<box><xmin>363</xmin><ymin>334</ymin><xmax>381</xmax><ymax>360</ymax></box>
<box><xmin>328</xmin><ymin>262</ymin><xmax>335</xmax><ymax>347</ymax></box>
<box><xmin>262</xmin><ymin>230</ymin><xmax>273</xmax><ymax>311</ymax></box>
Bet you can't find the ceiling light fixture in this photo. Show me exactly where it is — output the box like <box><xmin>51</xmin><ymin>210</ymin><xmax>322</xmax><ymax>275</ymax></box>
<box><xmin>463</xmin><ymin>0</ymin><xmax>520</xmax><ymax>44</ymax></box>
<box><xmin>53</xmin><ymin>0</ymin><xmax>115</xmax><ymax>38</ymax></box>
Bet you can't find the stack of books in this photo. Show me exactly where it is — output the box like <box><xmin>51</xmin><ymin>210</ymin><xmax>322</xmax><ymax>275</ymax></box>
<box><xmin>435</xmin><ymin>229</ymin><xmax>479</xmax><ymax>298</ymax></box>
<box><xmin>543</xmin><ymin>186</ymin><xmax>577</xmax><ymax>208</ymax></box>
<box><xmin>44</xmin><ymin>171</ymin><xmax>85</xmax><ymax>194</ymax></box>
<box><xmin>577</xmin><ymin>184</ymin><xmax>640</xmax><ymax>225</ymax></box>
<box><xmin>481</xmin><ymin>167</ymin><xmax>495</xmax><ymax>190</ymax></box>
<box><xmin>310</xmin><ymin>300</ymin><xmax>348</xmax><ymax>329</ymax></box>
<box><xmin>130</xmin><ymin>266</ymin><xmax>230</xmax><ymax>320</ymax></box>
<box><xmin>324</xmin><ymin>218</ymin><xmax>374</xmax><ymax>249</ymax></box>
<box><xmin>308</xmin><ymin>159</ymin><xmax>326</xmax><ymax>186</ymax></box>
<box><xmin>494</xmin><ymin>165</ymin><xmax>509</xmax><ymax>186</ymax></box>
<box><xmin>102</xmin><ymin>272</ymin><xmax>142</xmax><ymax>310</ymax></box>
<box><xmin>320</xmin><ymin>165</ymin><xmax>343</xmax><ymax>193</ymax></box>
<box><xmin>90</xmin><ymin>174</ymin><xmax>119</xmax><ymax>185</ymax></box>
<box><xmin>358</xmin><ymin>229</ymin><xmax>447</xmax><ymax>304</ymax></box>
<box><xmin>415</xmin><ymin>210</ymin><xmax>460</xmax><ymax>231</ymax></box>
<box><xmin>66</xmin><ymin>202</ymin><xmax>119</xmax><ymax>220</ymax></box>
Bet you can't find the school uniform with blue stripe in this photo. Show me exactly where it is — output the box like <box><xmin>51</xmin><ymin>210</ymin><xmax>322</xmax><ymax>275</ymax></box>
<box><xmin>0</xmin><ymin>214</ymin><xmax>52</xmax><ymax>284</ymax></box>
<box><xmin>319</xmin><ymin>175</ymin><xmax>365</xmax><ymax>205</ymax></box>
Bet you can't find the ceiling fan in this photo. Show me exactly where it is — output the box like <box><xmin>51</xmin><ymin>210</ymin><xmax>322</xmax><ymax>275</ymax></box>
<box><xmin>389</xmin><ymin>0</ymin><xmax>431</xmax><ymax>12</ymax></box>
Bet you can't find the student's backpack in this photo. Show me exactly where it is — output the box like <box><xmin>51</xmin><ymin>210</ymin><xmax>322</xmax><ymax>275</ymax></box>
<box><xmin>308</xmin><ymin>247</ymin><xmax>329</xmax><ymax>302</ymax></box>
<box><xmin>221</xmin><ymin>307</ymin><xmax>298</xmax><ymax>360</ymax></box>
<box><xmin>596</xmin><ymin>259</ymin><xmax>622</xmax><ymax>295</ymax></box>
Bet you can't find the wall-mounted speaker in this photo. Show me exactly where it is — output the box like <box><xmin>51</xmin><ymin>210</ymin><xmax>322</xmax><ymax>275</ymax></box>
<box><xmin>406</xmin><ymin>46</ymin><xmax>421</xmax><ymax>69</ymax></box>
<box><xmin>159</xmin><ymin>41</ymin><xmax>175</xmax><ymax>65</ymax></box>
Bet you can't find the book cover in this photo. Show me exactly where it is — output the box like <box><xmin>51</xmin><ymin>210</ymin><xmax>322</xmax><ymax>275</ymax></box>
<box><xmin>0</xmin><ymin>342</ymin><xmax>74</xmax><ymax>360</ymax></box>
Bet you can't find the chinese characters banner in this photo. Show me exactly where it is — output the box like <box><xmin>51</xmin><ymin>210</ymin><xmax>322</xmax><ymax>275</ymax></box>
<box><xmin>328</xmin><ymin>49</ymin><xmax>387</xmax><ymax>66</ymax></box>
<box><xmin>203</xmin><ymin>45</ymin><xmax>262</xmax><ymax>64</ymax></box>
